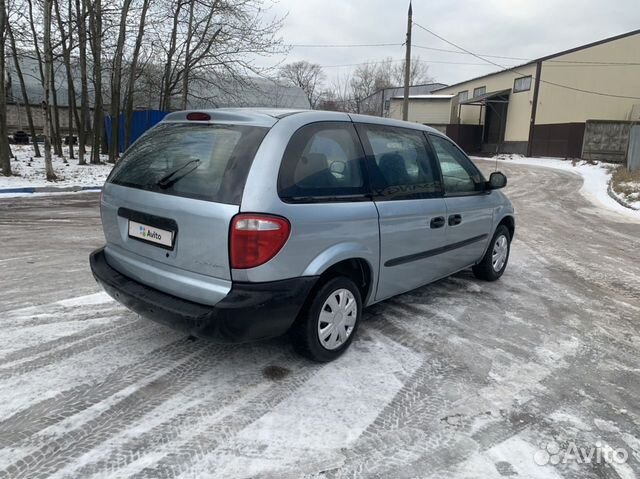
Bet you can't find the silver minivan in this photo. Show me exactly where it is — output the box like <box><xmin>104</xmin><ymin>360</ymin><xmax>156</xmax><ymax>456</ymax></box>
<box><xmin>90</xmin><ymin>109</ymin><xmax>514</xmax><ymax>362</ymax></box>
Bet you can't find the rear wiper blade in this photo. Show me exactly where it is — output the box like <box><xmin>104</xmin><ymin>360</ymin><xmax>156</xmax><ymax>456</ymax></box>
<box><xmin>156</xmin><ymin>159</ymin><xmax>201</xmax><ymax>189</ymax></box>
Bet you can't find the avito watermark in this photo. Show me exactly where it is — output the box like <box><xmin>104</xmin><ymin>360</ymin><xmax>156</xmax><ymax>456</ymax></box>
<box><xmin>534</xmin><ymin>440</ymin><xmax>628</xmax><ymax>466</ymax></box>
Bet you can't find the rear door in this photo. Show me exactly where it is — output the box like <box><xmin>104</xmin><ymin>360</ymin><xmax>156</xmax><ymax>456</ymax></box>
<box><xmin>100</xmin><ymin>121</ymin><xmax>268</xmax><ymax>305</ymax></box>
<box><xmin>427</xmin><ymin>134</ymin><xmax>494</xmax><ymax>271</ymax></box>
<box><xmin>356</xmin><ymin>123</ymin><xmax>449</xmax><ymax>301</ymax></box>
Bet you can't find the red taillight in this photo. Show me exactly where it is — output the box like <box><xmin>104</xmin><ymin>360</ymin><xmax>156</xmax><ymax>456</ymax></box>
<box><xmin>186</xmin><ymin>112</ymin><xmax>211</xmax><ymax>121</ymax></box>
<box><xmin>230</xmin><ymin>214</ymin><xmax>291</xmax><ymax>269</ymax></box>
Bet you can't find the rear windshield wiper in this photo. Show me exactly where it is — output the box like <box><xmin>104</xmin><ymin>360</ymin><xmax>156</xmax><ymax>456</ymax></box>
<box><xmin>156</xmin><ymin>159</ymin><xmax>201</xmax><ymax>189</ymax></box>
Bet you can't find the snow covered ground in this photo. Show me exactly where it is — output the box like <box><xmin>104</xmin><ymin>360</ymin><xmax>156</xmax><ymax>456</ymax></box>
<box><xmin>473</xmin><ymin>154</ymin><xmax>640</xmax><ymax>219</ymax></box>
<box><xmin>0</xmin><ymin>145</ymin><xmax>112</xmax><ymax>190</ymax></box>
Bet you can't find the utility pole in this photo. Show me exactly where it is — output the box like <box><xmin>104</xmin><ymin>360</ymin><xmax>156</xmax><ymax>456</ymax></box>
<box><xmin>402</xmin><ymin>1</ymin><xmax>412</xmax><ymax>121</ymax></box>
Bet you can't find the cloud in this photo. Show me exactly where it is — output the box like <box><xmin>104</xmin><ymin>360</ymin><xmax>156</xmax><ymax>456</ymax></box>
<box><xmin>265</xmin><ymin>0</ymin><xmax>640</xmax><ymax>87</ymax></box>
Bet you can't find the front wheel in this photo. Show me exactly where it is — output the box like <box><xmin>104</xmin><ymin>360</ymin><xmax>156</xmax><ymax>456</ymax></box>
<box><xmin>472</xmin><ymin>225</ymin><xmax>511</xmax><ymax>281</ymax></box>
<box><xmin>290</xmin><ymin>276</ymin><xmax>362</xmax><ymax>362</ymax></box>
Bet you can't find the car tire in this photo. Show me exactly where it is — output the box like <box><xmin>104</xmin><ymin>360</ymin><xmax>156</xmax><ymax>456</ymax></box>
<box><xmin>472</xmin><ymin>225</ymin><xmax>511</xmax><ymax>281</ymax></box>
<box><xmin>290</xmin><ymin>276</ymin><xmax>362</xmax><ymax>362</ymax></box>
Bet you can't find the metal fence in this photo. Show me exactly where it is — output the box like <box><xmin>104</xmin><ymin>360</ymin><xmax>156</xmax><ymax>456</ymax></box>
<box><xmin>628</xmin><ymin>124</ymin><xmax>640</xmax><ymax>171</ymax></box>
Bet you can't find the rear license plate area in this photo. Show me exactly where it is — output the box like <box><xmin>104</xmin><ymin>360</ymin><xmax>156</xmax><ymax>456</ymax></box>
<box><xmin>128</xmin><ymin>220</ymin><xmax>174</xmax><ymax>248</ymax></box>
<box><xmin>118</xmin><ymin>207</ymin><xmax>178</xmax><ymax>250</ymax></box>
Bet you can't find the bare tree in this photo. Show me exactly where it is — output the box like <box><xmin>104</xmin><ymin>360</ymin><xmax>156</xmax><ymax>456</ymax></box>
<box><xmin>107</xmin><ymin>0</ymin><xmax>133</xmax><ymax>163</ymax></box>
<box><xmin>88</xmin><ymin>0</ymin><xmax>102</xmax><ymax>164</ymax></box>
<box><xmin>53</xmin><ymin>0</ymin><xmax>80</xmax><ymax>159</ymax></box>
<box><xmin>42</xmin><ymin>0</ymin><xmax>57</xmax><ymax>180</ymax></box>
<box><xmin>26</xmin><ymin>0</ymin><xmax>63</xmax><ymax>157</ymax></box>
<box><xmin>279</xmin><ymin>61</ymin><xmax>325</xmax><ymax>109</ymax></box>
<box><xmin>0</xmin><ymin>0</ymin><xmax>11</xmax><ymax>175</ymax></box>
<box><xmin>124</xmin><ymin>0</ymin><xmax>151</xmax><ymax>148</ymax></box>
<box><xmin>350</xmin><ymin>62</ymin><xmax>392</xmax><ymax>110</ymax></box>
<box><xmin>6</xmin><ymin>20</ymin><xmax>41</xmax><ymax>158</ymax></box>
<box><xmin>75</xmin><ymin>0</ymin><xmax>89</xmax><ymax>164</ymax></box>
<box><xmin>180</xmin><ymin>0</ymin><xmax>195</xmax><ymax>110</ymax></box>
<box><xmin>3</xmin><ymin>0</ymin><xmax>287</xmax><ymax>173</ymax></box>
<box><xmin>155</xmin><ymin>0</ymin><xmax>285</xmax><ymax>110</ymax></box>
<box><xmin>159</xmin><ymin>0</ymin><xmax>183</xmax><ymax>111</ymax></box>
<box><xmin>49</xmin><ymin>62</ymin><xmax>63</xmax><ymax>156</ymax></box>
<box><xmin>319</xmin><ymin>71</ymin><xmax>355</xmax><ymax>112</ymax></box>
<box><xmin>391</xmin><ymin>56</ymin><xmax>432</xmax><ymax>86</ymax></box>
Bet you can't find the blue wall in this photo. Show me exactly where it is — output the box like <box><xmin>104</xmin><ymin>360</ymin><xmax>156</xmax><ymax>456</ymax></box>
<box><xmin>104</xmin><ymin>110</ymin><xmax>168</xmax><ymax>153</ymax></box>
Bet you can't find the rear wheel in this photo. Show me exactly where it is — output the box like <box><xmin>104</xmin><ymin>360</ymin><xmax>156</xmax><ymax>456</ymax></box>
<box><xmin>472</xmin><ymin>225</ymin><xmax>511</xmax><ymax>281</ymax></box>
<box><xmin>290</xmin><ymin>276</ymin><xmax>362</xmax><ymax>362</ymax></box>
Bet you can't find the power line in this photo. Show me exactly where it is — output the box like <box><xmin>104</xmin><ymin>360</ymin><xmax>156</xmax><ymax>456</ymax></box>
<box><xmin>412</xmin><ymin>20</ymin><xmax>640</xmax><ymax>100</ymax></box>
<box><xmin>290</xmin><ymin>42</ymin><xmax>402</xmax><ymax>48</ymax></box>
<box><xmin>290</xmin><ymin>40</ymin><xmax>640</xmax><ymax>66</ymax></box>
<box><xmin>320</xmin><ymin>58</ymin><xmax>520</xmax><ymax>69</ymax></box>
<box><xmin>414</xmin><ymin>44</ymin><xmax>640</xmax><ymax>65</ymax></box>
<box><xmin>413</xmin><ymin>44</ymin><xmax>532</xmax><ymax>61</ymax></box>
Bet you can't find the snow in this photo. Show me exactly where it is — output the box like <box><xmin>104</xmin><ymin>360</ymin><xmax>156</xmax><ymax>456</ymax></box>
<box><xmin>613</xmin><ymin>181</ymin><xmax>640</xmax><ymax>209</ymax></box>
<box><xmin>0</xmin><ymin>145</ymin><xmax>112</xmax><ymax>190</ymax></box>
<box><xmin>485</xmin><ymin>437</ymin><xmax>564</xmax><ymax>479</ymax></box>
<box><xmin>125</xmin><ymin>336</ymin><xmax>422</xmax><ymax>479</ymax></box>
<box><xmin>57</xmin><ymin>292</ymin><xmax>112</xmax><ymax>308</ymax></box>
<box><xmin>473</xmin><ymin>154</ymin><xmax>640</xmax><ymax>221</ymax></box>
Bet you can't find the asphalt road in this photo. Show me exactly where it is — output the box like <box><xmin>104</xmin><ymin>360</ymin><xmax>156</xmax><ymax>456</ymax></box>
<box><xmin>0</xmin><ymin>161</ymin><xmax>639</xmax><ymax>479</ymax></box>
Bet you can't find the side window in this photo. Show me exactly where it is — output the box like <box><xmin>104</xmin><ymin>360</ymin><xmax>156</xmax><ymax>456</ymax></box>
<box><xmin>428</xmin><ymin>135</ymin><xmax>485</xmax><ymax>195</ymax></box>
<box><xmin>359</xmin><ymin>124</ymin><xmax>442</xmax><ymax>200</ymax></box>
<box><xmin>278</xmin><ymin>122</ymin><xmax>366</xmax><ymax>201</ymax></box>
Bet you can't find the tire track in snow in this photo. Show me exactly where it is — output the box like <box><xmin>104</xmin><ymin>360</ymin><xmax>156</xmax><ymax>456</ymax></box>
<box><xmin>0</xmin><ymin>318</ymin><xmax>143</xmax><ymax>379</ymax></box>
<box><xmin>0</xmin><ymin>337</ymin><xmax>202</xmax><ymax>450</ymax></box>
<box><xmin>325</xmin><ymin>309</ymin><xmax>479</xmax><ymax>478</ymax></box>
<box><xmin>0</xmin><ymin>309</ymin><xmax>131</xmax><ymax>365</ymax></box>
<box><xmin>66</xmin><ymin>348</ymin><xmax>300</xmax><ymax>478</ymax></box>
<box><xmin>129</xmin><ymin>354</ymin><xmax>320</xmax><ymax>479</ymax></box>
<box><xmin>2</xmin><ymin>303</ymin><xmax>122</xmax><ymax>328</ymax></box>
<box><xmin>2</xmin><ymin>342</ymin><xmax>228</xmax><ymax>479</ymax></box>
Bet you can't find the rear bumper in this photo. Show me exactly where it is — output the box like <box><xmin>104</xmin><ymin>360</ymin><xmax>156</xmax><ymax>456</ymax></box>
<box><xmin>90</xmin><ymin>247</ymin><xmax>318</xmax><ymax>342</ymax></box>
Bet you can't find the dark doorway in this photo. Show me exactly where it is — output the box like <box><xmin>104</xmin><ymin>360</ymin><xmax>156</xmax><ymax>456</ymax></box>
<box><xmin>457</xmin><ymin>89</ymin><xmax>511</xmax><ymax>154</ymax></box>
<box><xmin>483</xmin><ymin>98</ymin><xmax>509</xmax><ymax>146</ymax></box>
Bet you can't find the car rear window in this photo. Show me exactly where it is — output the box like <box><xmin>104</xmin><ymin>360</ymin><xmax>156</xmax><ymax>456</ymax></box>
<box><xmin>107</xmin><ymin>123</ymin><xmax>268</xmax><ymax>204</ymax></box>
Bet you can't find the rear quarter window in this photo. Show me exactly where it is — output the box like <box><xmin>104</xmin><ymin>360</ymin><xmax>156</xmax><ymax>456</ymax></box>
<box><xmin>277</xmin><ymin>122</ymin><xmax>367</xmax><ymax>202</ymax></box>
<box><xmin>108</xmin><ymin>123</ymin><xmax>268</xmax><ymax>204</ymax></box>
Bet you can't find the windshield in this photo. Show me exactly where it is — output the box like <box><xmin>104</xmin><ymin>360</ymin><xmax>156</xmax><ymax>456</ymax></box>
<box><xmin>108</xmin><ymin>123</ymin><xmax>268</xmax><ymax>204</ymax></box>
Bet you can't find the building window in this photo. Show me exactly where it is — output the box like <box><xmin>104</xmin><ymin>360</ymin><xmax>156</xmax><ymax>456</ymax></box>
<box><xmin>458</xmin><ymin>90</ymin><xmax>468</xmax><ymax>102</ymax></box>
<box><xmin>514</xmin><ymin>76</ymin><xmax>532</xmax><ymax>93</ymax></box>
<box><xmin>473</xmin><ymin>86</ymin><xmax>486</xmax><ymax>98</ymax></box>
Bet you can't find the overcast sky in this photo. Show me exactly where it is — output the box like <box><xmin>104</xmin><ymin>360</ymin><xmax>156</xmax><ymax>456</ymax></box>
<box><xmin>267</xmin><ymin>0</ymin><xmax>640</xmax><ymax>88</ymax></box>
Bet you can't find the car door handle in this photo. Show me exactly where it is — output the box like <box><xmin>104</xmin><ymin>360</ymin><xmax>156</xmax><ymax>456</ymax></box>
<box><xmin>448</xmin><ymin>214</ymin><xmax>462</xmax><ymax>226</ymax></box>
<box><xmin>430</xmin><ymin>216</ymin><xmax>446</xmax><ymax>229</ymax></box>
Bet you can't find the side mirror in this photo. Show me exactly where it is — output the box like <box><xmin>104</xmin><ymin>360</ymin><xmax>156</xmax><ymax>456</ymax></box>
<box><xmin>488</xmin><ymin>171</ymin><xmax>507</xmax><ymax>190</ymax></box>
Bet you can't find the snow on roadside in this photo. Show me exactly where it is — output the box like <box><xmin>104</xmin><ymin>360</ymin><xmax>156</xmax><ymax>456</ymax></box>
<box><xmin>609</xmin><ymin>169</ymin><xmax>640</xmax><ymax>210</ymax></box>
<box><xmin>473</xmin><ymin>154</ymin><xmax>640</xmax><ymax>221</ymax></box>
<box><xmin>0</xmin><ymin>145</ymin><xmax>112</xmax><ymax>190</ymax></box>
<box><xmin>613</xmin><ymin>186</ymin><xmax>640</xmax><ymax>210</ymax></box>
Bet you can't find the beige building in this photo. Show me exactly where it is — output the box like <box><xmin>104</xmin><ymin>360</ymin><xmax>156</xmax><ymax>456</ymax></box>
<box><xmin>390</xmin><ymin>29</ymin><xmax>640</xmax><ymax>157</ymax></box>
<box><xmin>388</xmin><ymin>94</ymin><xmax>453</xmax><ymax>133</ymax></box>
